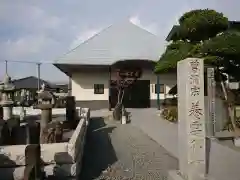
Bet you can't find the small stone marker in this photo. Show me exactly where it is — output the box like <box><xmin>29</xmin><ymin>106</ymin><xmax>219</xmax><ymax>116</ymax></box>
<box><xmin>66</xmin><ymin>96</ymin><xmax>77</xmax><ymax>128</ymax></box>
<box><xmin>207</xmin><ymin>68</ymin><xmax>216</xmax><ymax>137</ymax></box>
<box><xmin>169</xmin><ymin>58</ymin><xmax>208</xmax><ymax>180</ymax></box>
<box><xmin>0</xmin><ymin>120</ymin><xmax>10</xmax><ymax>145</ymax></box>
<box><xmin>24</xmin><ymin>144</ymin><xmax>44</xmax><ymax>180</ymax></box>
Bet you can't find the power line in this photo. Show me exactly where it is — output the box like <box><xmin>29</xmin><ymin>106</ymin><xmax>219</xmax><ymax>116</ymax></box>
<box><xmin>0</xmin><ymin>59</ymin><xmax>54</xmax><ymax>64</ymax></box>
<box><xmin>0</xmin><ymin>60</ymin><xmax>53</xmax><ymax>89</ymax></box>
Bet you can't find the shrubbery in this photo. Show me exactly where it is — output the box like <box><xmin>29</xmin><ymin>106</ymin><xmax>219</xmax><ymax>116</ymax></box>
<box><xmin>161</xmin><ymin>106</ymin><xmax>178</xmax><ymax>123</ymax></box>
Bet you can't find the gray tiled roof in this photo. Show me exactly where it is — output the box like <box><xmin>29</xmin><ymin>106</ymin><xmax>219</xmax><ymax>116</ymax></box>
<box><xmin>0</xmin><ymin>76</ymin><xmax>55</xmax><ymax>90</ymax></box>
<box><xmin>54</xmin><ymin>21</ymin><xmax>163</xmax><ymax>65</ymax></box>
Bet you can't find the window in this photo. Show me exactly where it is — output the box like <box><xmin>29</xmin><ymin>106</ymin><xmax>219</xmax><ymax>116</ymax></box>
<box><xmin>155</xmin><ymin>84</ymin><xmax>165</xmax><ymax>94</ymax></box>
<box><xmin>94</xmin><ymin>84</ymin><xmax>104</xmax><ymax>94</ymax></box>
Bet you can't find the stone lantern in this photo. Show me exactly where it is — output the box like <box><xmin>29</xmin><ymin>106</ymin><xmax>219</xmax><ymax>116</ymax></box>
<box><xmin>0</xmin><ymin>74</ymin><xmax>15</xmax><ymax>121</ymax></box>
<box><xmin>35</xmin><ymin>86</ymin><xmax>56</xmax><ymax>141</ymax></box>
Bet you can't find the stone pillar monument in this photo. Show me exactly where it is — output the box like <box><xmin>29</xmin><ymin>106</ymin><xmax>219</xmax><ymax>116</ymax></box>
<box><xmin>168</xmin><ymin>58</ymin><xmax>210</xmax><ymax>180</ymax></box>
<box><xmin>0</xmin><ymin>74</ymin><xmax>15</xmax><ymax>121</ymax></box>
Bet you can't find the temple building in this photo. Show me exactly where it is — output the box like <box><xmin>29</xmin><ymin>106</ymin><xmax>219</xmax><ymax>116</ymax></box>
<box><xmin>54</xmin><ymin>21</ymin><xmax>176</xmax><ymax>110</ymax></box>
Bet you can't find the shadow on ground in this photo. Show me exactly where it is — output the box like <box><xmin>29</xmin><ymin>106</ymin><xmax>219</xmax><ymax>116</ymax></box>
<box><xmin>79</xmin><ymin>117</ymin><xmax>117</xmax><ymax>180</ymax></box>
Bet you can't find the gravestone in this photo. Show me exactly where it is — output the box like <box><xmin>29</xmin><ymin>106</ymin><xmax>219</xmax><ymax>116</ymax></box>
<box><xmin>168</xmin><ymin>58</ymin><xmax>210</xmax><ymax>180</ymax></box>
<box><xmin>66</xmin><ymin>96</ymin><xmax>77</xmax><ymax>129</ymax></box>
<box><xmin>24</xmin><ymin>144</ymin><xmax>44</xmax><ymax>180</ymax></box>
<box><xmin>40</xmin><ymin>121</ymin><xmax>63</xmax><ymax>143</ymax></box>
<box><xmin>0</xmin><ymin>120</ymin><xmax>10</xmax><ymax>145</ymax></box>
<box><xmin>26</xmin><ymin>120</ymin><xmax>40</xmax><ymax>144</ymax></box>
<box><xmin>7</xmin><ymin>118</ymin><xmax>20</xmax><ymax>145</ymax></box>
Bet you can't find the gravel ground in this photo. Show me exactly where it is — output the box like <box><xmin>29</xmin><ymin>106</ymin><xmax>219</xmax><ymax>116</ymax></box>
<box><xmin>79</xmin><ymin>116</ymin><xmax>178</xmax><ymax>180</ymax></box>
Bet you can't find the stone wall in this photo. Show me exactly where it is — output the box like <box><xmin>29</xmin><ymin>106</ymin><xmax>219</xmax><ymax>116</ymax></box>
<box><xmin>0</xmin><ymin>107</ymin><xmax>90</xmax><ymax>180</ymax></box>
<box><xmin>13</xmin><ymin>107</ymin><xmax>67</xmax><ymax>116</ymax></box>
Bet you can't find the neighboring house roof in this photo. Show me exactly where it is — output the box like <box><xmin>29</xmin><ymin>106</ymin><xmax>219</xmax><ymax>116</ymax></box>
<box><xmin>0</xmin><ymin>76</ymin><xmax>55</xmax><ymax>90</ymax></box>
<box><xmin>166</xmin><ymin>21</ymin><xmax>240</xmax><ymax>41</ymax></box>
<box><xmin>54</xmin><ymin>21</ymin><xmax>163</xmax><ymax>65</ymax></box>
<box><xmin>54</xmin><ymin>84</ymin><xmax>69</xmax><ymax>92</ymax></box>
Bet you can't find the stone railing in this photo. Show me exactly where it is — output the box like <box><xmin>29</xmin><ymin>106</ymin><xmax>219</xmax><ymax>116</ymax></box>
<box><xmin>0</xmin><ymin>107</ymin><xmax>90</xmax><ymax>180</ymax></box>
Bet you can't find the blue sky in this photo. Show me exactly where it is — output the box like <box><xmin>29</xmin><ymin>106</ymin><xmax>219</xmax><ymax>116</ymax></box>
<box><xmin>0</xmin><ymin>0</ymin><xmax>239</xmax><ymax>83</ymax></box>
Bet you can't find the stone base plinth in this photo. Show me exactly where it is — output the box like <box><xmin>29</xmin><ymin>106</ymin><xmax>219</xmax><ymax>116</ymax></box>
<box><xmin>168</xmin><ymin>170</ymin><xmax>214</xmax><ymax>180</ymax></box>
<box><xmin>0</xmin><ymin>162</ymin><xmax>82</xmax><ymax>180</ymax></box>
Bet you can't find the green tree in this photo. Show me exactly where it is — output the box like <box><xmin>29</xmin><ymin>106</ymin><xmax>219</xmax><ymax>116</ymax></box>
<box><xmin>155</xmin><ymin>9</ymin><xmax>240</xmax><ymax>132</ymax></box>
<box><xmin>155</xmin><ymin>9</ymin><xmax>240</xmax><ymax>81</ymax></box>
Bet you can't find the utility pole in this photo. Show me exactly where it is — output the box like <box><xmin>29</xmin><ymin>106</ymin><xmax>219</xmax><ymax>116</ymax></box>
<box><xmin>37</xmin><ymin>63</ymin><xmax>41</xmax><ymax>91</ymax></box>
<box><xmin>5</xmin><ymin>60</ymin><xmax>8</xmax><ymax>75</ymax></box>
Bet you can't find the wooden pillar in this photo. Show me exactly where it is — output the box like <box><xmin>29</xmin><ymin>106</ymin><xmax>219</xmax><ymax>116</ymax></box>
<box><xmin>157</xmin><ymin>74</ymin><xmax>160</xmax><ymax>110</ymax></box>
<box><xmin>108</xmin><ymin>67</ymin><xmax>111</xmax><ymax>111</ymax></box>
<box><xmin>68</xmin><ymin>76</ymin><xmax>72</xmax><ymax>96</ymax></box>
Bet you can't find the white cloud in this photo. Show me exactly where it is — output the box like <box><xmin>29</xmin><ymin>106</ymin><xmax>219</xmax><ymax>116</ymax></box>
<box><xmin>0</xmin><ymin>2</ymin><xmax>62</xmax><ymax>31</ymax></box>
<box><xmin>69</xmin><ymin>28</ymin><xmax>102</xmax><ymax>49</ymax></box>
<box><xmin>1</xmin><ymin>35</ymin><xmax>58</xmax><ymax>60</ymax></box>
<box><xmin>129</xmin><ymin>15</ymin><xmax>158</xmax><ymax>35</ymax></box>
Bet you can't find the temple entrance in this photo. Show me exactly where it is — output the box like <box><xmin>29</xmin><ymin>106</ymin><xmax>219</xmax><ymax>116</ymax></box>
<box><xmin>110</xmin><ymin>80</ymin><xmax>150</xmax><ymax>108</ymax></box>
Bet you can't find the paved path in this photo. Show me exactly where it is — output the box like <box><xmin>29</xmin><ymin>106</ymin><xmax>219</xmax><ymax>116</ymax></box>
<box><xmin>128</xmin><ymin>108</ymin><xmax>178</xmax><ymax>157</ymax></box>
<box><xmin>79</xmin><ymin>111</ymin><xmax>178</xmax><ymax>180</ymax></box>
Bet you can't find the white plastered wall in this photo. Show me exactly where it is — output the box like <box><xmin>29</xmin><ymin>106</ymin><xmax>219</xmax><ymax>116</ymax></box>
<box><xmin>71</xmin><ymin>70</ymin><xmax>177</xmax><ymax>101</ymax></box>
<box><xmin>71</xmin><ymin>71</ymin><xmax>109</xmax><ymax>101</ymax></box>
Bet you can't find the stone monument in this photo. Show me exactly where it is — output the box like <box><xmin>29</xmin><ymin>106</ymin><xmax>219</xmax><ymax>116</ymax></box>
<box><xmin>207</xmin><ymin>68</ymin><xmax>216</xmax><ymax>137</ymax></box>
<box><xmin>168</xmin><ymin>58</ymin><xmax>210</xmax><ymax>180</ymax></box>
<box><xmin>0</xmin><ymin>74</ymin><xmax>15</xmax><ymax>121</ymax></box>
